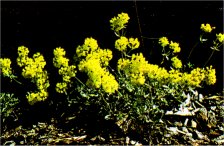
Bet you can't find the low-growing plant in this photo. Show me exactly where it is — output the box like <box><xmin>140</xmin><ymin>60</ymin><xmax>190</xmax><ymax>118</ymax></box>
<box><xmin>0</xmin><ymin>12</ymin><xmax>223</xmax><ymax>144</ymax></box>
<box><xmin>0</xmin><ymin>93</ymin><xmax>19</xmax><ymax>131</ymax></box>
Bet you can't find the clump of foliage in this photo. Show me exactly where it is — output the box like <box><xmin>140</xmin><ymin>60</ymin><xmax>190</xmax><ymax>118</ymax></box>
<box><xmin>0</xmin><ymin>93</ymin><xmax>19</xmax><ymax>131</ymax></box>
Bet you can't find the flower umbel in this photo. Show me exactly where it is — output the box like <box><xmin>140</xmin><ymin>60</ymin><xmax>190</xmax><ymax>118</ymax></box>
<box><xmin>110</xmin><ymin>12</ymin><xmax>130</xmax><ymax>34</ymax></box>
<box><xmin>128</xmin><ymin>38</ymin><xmax>140</xmax><ymax>50</ymax></box>
<box><xmin>171</xmin><ymin>56</ymin><xmax>182</xmax><ymax>69</ymax></box>
<box><xmin>159</xmin><ymin>37</ymin><xmax>169</xmax><ymax>47</ymax></box>
<box><xmin>115</xmin><ymin>36</ymin><xmax>129</xmax><ymax>52</ymax></box>
<box><xmin>17</xmin><ymin>46</ymin><xmax>50</xmax><ymax>104</ymax></box>
<box><xmin>0</xmin><ymin>58</ymin><xmax>13</xmax><ymax>77</ymax></box>
<box><xmin>169</xmin><ymin>41</ymin><xmax>181</xmax><ymax>53</ymax></box>
<box><xmin>200</xmin><ymin>23</ymin><xmax>215</xmax><ymax>33</ymax></box>
<box><xmin>216</xmin><ymin>33</ymin><xmax>224</xmax><ymax>43</ymax></box>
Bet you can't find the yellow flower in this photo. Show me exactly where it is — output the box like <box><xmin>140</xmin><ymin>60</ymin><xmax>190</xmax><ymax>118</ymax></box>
<box><xmin>56</xmin><ymin>82</ymin><xmax>68</xmax><ymax>94</ymax></box>
<box><xmin>200</xmin><ymin>23</ymin><xmax>215</xmax><ymax>33</ymax></box>
<box><xmin>101</xmin><ymin>72</ymin><xmax>119</xmax><ymax>94</ymax></box>
<box><xmin>39</xmin><ymin>90</ymin><xmax>48</xmax><ymax>98</ymax></box>
<box><xmin>169</xmin><ymin>69</ymin><xmax>183</xmax><ymax>84</ymax></box>
<box><xmin>0</xmin><ymin>58</ymin><xmax>12</xmax><ymax>77</ymax></box>
<box><xmin>115</xmin><ymin>36</ymin><xmax>129</xmax><ymax>52</ymax></box>
<box><xmin>110</xmin><ymin>12</ymin><xmax>130</xmax><ymax>32</ymax></box>
<box><xmin>17</xmin><ymin>46</ymin><xmax>50</xmax><ymax>104</ymax></box>
<box><xmin>171</xmin><ymin>56</ymin><xmax>182</xmax><ymax>69</ymax></box>
<box><xmin>26</xmin><ymin>92</ymin><xmax>38</xmax><ymax>105</ymax></box>
<box><xmin>216</xmin><ymin>33</ymin><xmax>224</xmax><ymax>43</ymax></box>
<box><xmin>53</xmin><ymin>47</ymin><xmax>69</xmax><ymax>68</ymax></box>
<box><xmin>76</xmin><ymin>38</ymin><xmax>99</xmax><ymax>58</ymax></box>
<box><xmin>188</xmin><ymin>68</ymin><xmax>206</xmax><ymax>87</ymax></box>
<box><xmin>53</xmin><ymin>47</ymin><xmax>66</xmax><ymax>57</ymax></box>
<box><xmin>84</xmin><ymin>37</ymin><xmax>98</xmax><ymax>51</ymax></box>
<box><xmin>159</xmin><ymin>37</ymin><xmax>169</xmax><ymax>47</ymax></box>
<box><xmin>205</xmin><ymin>65</ymin><xmax>216</xmax><ymax>85</ymax></box>
<box><xmin>169</xmin><ymin>41</ymin><xmax>181</xmax><ymax>53</ymax></box>
<box><xmin>78</xmin><ymin>51</ymin><xmax>118</xmax><ymax>94</ymax></box>
<box><xmin>128</xmin><ymin>38</ymin><xmax>140</xmax><ymax>50</ymax></box>
<box><xmin>117</xmin><ymin>58</ymin><xmax>130</xmax><ymax>71</ymax></box>
<box><xmin>137</xmin><ymin>73</ymin><xmax>145</xmax><ymax>85</ymax></box>
<box><xmin>18</xmin><ymin>46</ymin><xmax>29</xmax><ymax>57</ymax></box>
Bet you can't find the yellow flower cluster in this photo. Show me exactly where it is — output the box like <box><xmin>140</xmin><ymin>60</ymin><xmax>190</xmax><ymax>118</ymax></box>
<box><xmin>17</xmin><ymin>46</ymin><xmax>49</xmax><ymax>105</ymax></box>
<box><xmin>115</xmin><ymin>36</ymin><xmax>140</xmax><ymax>52</ymax></box>
<box><xmin>0</xmin><ymin>58</ymin><xmax>13</xmax><ymax>77</ymax></box>
<box><xmin>110</xmin><ymin>12</ymin><xmax>130</xmax><ymax>33</ymax></box>
<box><xmin>169</xmin><ymin>41</ymin><xmax>181</xmax><ymax>53</ymax></box>
<box><xmin>159</xmin><ymin>37</ymin><xmax>169</xmax><ymax>47</ymax></box>
<box><xmin>53</xmin><ymin>47</ymin><xmax>77</xmax><ymax>94</ymax></box>
<box><xmin>26</xmin><ymin>90</ymin><xmax>48</xmax><ymax>105</ymax></box>
<box><xmin>53</xmin><ymin>47</ymin><xmax>69</xmax><ymax>68</ymax></box>
<box><xmin>170</xmin><ymin>66</ymin><xmax>216</xmax><ymax>87</ymax></box>
<box><xmin>117</xmin><ymin>53</ymin><xmax>149</xmax><ymax>85</ymax></box>
<box><xmin>76</xmin><ymin>37</ymin><xmax>98</xmax><ymax>58</ymax></box>
<box><xmin>78</xmin><ymin>38</ymin><xmax>118</xmax><ymax>94</ymax></box>
<box><xmin>85</xmin><ymin>48</ymin><xmax>113</xmax><ymax>67</ymax></box>
<box><xmin>168</xmin><ymin>69</ymin><xmax>183</xmax><ymax>84</ymax></box>
<box><xmin>205</xmin><ymin>65</ymin><xmax>216</xmax><ymax>85</ymax></box>
<box><xmin>171</xmin><ymin>56</ymin><xmax>182</xmax><ymax>69</ymax></box>
<box><xmin>115</xmin><ymin>36</ymin><xmax>129</xmax><ymax>52</ymax></box>
<box><xmin>185</xmin><ymin>68</ymin><xmax>206</xmax><ymax>87</ymax></box>
<box><xmin>216</xmin><ymin>33</ymin><xmax>224</xmax><ymax>43</ymax></box>
<box><xmin>128</xmin><ymin>38</ymin><xmax>140</xmax><ymax>50</ymax></box>
<box><xmin>147</xmin><ymin>64</ymin><xmax>169</xmax><ymax>82</ymax></box>
<box><xmin>118</xmin><ymin>51</ymin><xmax>216</xmax><ymax>88</ymax></box>
<box><xmin>200</xmin><ymin>23</ymin><xmax>215</xmax><ymax>33</ymax></box>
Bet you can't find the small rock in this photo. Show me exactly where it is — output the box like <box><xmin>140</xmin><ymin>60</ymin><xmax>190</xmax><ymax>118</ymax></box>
<box><xmin>174</xmin><ymin>122</ymin><xmax>183</xmax><ymax>127</ymax></box>
<box><xmin>195</xmin><ymin>130</ymin><xmax>210</xmax><ymax>141</ymax></box>
<box><xmin>199</xmin><ymin>94</ymin><xmax>204</xmax><ymax>102</ymax></box>
<box><xmin>191</xmin><ymin>120</ymin><xmax>197</xmax><ymax>128</ymax></box>
<box><xmin>210</xmin><ymin>106</ymin><xmax>216</xmax><ymax>111</ymax></box>
<box><xmin>182</xmin><ymin>127</ymin><xmax>189</xmax><ymax>133</ymax></box>
<box><xmin>167</xmin><ymin>127</ymin><xmax>179</xmax><ymax>135</ymax></box>
<box><xmin>130</xmin><ymin>140</ymin><xmax>136</xmax><ymax>145</ymax></box>
<box><xmin>126</xmin><ymin>136</ymin><xmax>130</xmax><ymax>144</ymax></box>
<box><xmin>165</xmin><ymin>134</ymin><xmax>171</xmax><ymax>138</ymax></box>
<box><xmin>184</xmin><ymin>118</ymin><xmax>189</xmax><ymax>126</ymax></box>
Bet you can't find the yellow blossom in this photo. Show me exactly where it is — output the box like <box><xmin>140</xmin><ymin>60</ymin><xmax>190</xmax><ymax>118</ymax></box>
<box><xmin>117</xmin><ymin>58</ymin><xmax>130</xmax><ymax>71</ymax></box>
<box><xmin>169</xmin><ymin>41</ymin><xmax>181</xmax><ymax>53</ymax></box>
<box><xmin>53</xmin><ymin>47</ymin><xmax>69</xmax><ymax>68</ymax></box>
<box><xmin>84</xmin><ymin>37</ymin><xmax>98</xmax><ymax>51</ymax></box>
<box><xmin>189</xmin><ymin>68</ymin><xmax>206</xmax><ymax>87</ymax></box>
<box><xmin>0</xmin><ymin>58</ymin><xmax>13</xmax><ymax>77</ymax></box>
<box><xmin>17</xmin><ymin>46</ymin><xmax>49</xmax><ymax>104</ymax></box>
<box><xmin>216</xmin><ymin>33</ymin><xmax>224</xmax><ymax>43</ymax></box>
<box><xmin>115</xmin><ymin>36</ymin><xmax>129</xmax><ymax>52</ymax></box>
<box><xmin>200</xmin><ymin>23</ymin><xmax>215</xmax><ymax>33</ymax></box>
<box><xmin>159</xmin><ymin>37</ymin><xmax>169</xmax><ymax>47</ymax></box>
<box><xmin>110</xmin><ymin>12</ymin><xmax>130</xmax><ymax>32</ymax></box>
<box><xmin>205</xmin><ymin>65</ymin><xmax>216</xmax><ymax>85</ymax></box>
<box><xmin>171</xmin><ymin>56</ymin><xmax>182</xmax><ymax>69</ymax></box>
<box><xmin>128</xmin><ymin>38</ymin><xmax>140</xmax><ymax>50</ymax></box>
<box><xmin>56</xmin><ymin>82</ymin><xmax>68</xmax><ymax>94</ymax></box>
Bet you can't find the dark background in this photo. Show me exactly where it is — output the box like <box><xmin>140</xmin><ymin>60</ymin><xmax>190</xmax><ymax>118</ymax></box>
<box><xmin>1</xmin><ymin>1</ymin><xmax>223</xmax><ymax>94</ymax></box>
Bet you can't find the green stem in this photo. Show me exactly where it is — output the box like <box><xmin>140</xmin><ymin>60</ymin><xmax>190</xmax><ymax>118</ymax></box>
<box><xmin>101</xmin><ymin>92</ymin><xmax>112</xmax><ymax>113</ymax></box>
<box><xmin>74</xmin><ymin>76</ymin><xmax>86</xmax><ymax>88</ymax></box>
<box><xmin>204</xmin><ymin>50</ymin><xmax>215</xmax><ymax>67</ymax></box>
<box><xmin>134</xmin><ymin>0</ymin><xmax>145</xmax><ymax>50</ymax></box>
<box><xmin>188</xmin><ymin>42</ymin><xmax>199</xmax><ymax>59</ymax></box>
<box><xmin>12</xmin><ymin>78</ymin><xmax>22</xmax><ymax>85</ymax></box>
<box><xmin>108</xmin><ymin>65</ymin><xmax>119</xmax><ymax>77</ymax></box>
<box><xmin>160</xmin><ymin>47</ymin><xmax>165</xmax><ymax>65</ymax></box>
